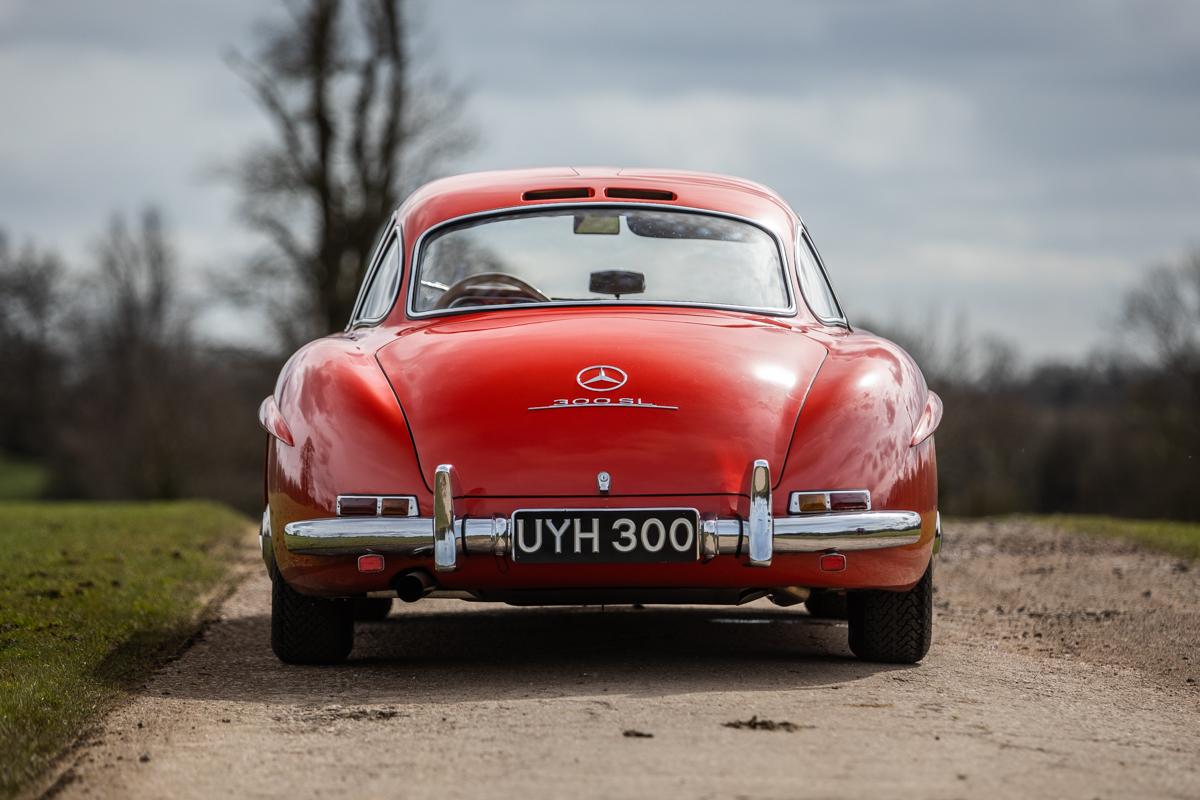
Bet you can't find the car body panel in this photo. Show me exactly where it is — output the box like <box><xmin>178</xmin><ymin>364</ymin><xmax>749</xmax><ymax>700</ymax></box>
<box><xmin>375</xmin><ymin>307</ymin><xmax>827</xmax><ymax>497</ymax></box>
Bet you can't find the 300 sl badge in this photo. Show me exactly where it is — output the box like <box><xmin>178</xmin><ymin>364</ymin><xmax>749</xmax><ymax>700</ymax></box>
<box><xmin>528</xmin><ymin>365</ymin><xmax>678</xmax><ymax>411</ymax></box>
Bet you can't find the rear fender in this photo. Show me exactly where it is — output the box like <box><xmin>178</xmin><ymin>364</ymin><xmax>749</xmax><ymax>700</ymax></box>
<box><xmin>265</xmin><ymin>336</ymin><xmax>427</xmax><ymax>578</ymax></box>
<box><xmin>778</xmin><ymin>334</ymin><xmax>938</xmax><ymax>557</ymax></box>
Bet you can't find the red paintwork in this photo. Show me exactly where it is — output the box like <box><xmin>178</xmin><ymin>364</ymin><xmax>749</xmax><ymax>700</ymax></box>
<box><xmin>264</xmin><ymin>168</ymin><xmax>939</xmax><ymax>597</ymax></box>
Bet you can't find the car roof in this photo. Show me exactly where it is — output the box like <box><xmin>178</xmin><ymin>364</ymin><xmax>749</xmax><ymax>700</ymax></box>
<box><xmin>396</xmin><ymin>167</ymin><xmax>799</xmax><ymax>245</ymax></box>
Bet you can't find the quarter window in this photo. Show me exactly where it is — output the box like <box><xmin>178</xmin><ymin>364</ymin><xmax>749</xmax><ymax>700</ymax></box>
<box><xmin>356</xmin><ymin>235</ymin><xmax>401</xmax><ymax>322</ymax></box>
<box><xmin>796</xmin><ymin>232</ymin><xmax>842</xmax><ymax>323</ymax></box>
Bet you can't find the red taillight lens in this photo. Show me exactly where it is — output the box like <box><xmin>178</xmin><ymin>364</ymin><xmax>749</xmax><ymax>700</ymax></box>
<box><xmin>357</xmin><ymin>554</ymin><xmax>386</xmax><ymax>573</ymax></box>
<box><xmin>829</xmin><ymin>490</ymin><xmax>870</xmax><ymax>512</ymax></box>
<box><xmin>337</xmin><ymin>496</ymin><xmax>377</xmax><ymax>516</ymax></box>
<box><xmin>818</xmin><ymin>552</ymin><xmax>847</xmax><ymax>572</ymax></box>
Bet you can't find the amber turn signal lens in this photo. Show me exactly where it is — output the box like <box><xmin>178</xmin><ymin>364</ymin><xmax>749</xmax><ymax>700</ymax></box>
<box><xmin>792</xmin><ymin>492</ymin><xmax>831</xmax><ymax>513</ymax></box>
<box><xmin>379</xmin><ymin>496</ymin><xmax>412</xmax><ymax>516</ymax></box>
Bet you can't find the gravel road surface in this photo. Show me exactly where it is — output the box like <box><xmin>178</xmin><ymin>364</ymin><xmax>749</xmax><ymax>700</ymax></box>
<box><xmin>41</xmin><ymin>520</ymin><xmax>1200</xmax><ymax>799</ymax></box>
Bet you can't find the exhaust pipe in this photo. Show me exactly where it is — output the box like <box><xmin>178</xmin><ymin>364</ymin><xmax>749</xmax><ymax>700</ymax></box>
<box><xmin>395</xmin><ymin>570</ymin><xmax>435</xmax><ymax>603</ymax></box>
<box><xmin>769</xmin><ymin>586</ymin><xmax>811</xmax><ymax>607</ymax></box>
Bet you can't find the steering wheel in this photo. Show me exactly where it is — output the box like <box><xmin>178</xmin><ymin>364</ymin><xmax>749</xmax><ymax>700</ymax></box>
<box><xmin>432</xmin><ymin>272</ymin><xmax>550</xmax><ymax>309</ymax></box>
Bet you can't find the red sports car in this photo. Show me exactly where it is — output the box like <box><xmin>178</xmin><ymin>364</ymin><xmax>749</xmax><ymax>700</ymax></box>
<box><xmin>258</xmin><ymin>168</ymin><xmax>943</xmax><ymax>665</ymax></box>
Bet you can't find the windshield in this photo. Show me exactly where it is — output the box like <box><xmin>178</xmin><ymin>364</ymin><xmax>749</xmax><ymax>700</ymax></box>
<box><xmin>411</xmin><ymin>207</ymin><xmax>790</xmax><ymax>314</ymax></box>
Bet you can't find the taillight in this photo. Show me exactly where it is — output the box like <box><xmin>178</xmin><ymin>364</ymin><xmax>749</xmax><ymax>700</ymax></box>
<box><xmin>790</xmin><ymin>492</ymin><xmax>830</xmax><ymax>513</ymax></box>
<box><xmin>787</xmin><ymin>490</ymin><xmax>870</xmax><ymax>514</ymax></box>
<box><xmin>336</xmin><ymin>495</ymin><xmax>378</xmax><ymax>516</ymax></box>
<box><xmin>379</xmin><ymin>496</ymin><xmax>414</xmax><ymax>516</ymax></box>
<box><xmin>336</xmin><ymin>495</ymin><xmax>419</xmax><ymax>517</ymax></box>
<box><xmin>829</xmin><ymin>491</ymin><xmax>870</xmax><ymax>511</ymax></box>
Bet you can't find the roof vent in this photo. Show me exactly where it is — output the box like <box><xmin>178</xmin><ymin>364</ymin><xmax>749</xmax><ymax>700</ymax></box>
<box><xmin>522</xmin><ymin>187</ymin><xmax>594</xmax><ymax>201</ymax></box>
<box><xmin>604</xmin><ymin>187</ymin><xmax>677</xmax><ymax>201</ymax></box>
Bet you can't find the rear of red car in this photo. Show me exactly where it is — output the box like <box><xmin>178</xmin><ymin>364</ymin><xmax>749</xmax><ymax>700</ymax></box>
<box><xmin>259</xmin><ymin>169</ymin><xmax>941</xmax><ymax>666</ymax></box>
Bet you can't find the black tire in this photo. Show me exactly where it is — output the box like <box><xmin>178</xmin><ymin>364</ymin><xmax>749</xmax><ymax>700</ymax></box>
<box><xmin>847</xmin><ymin>562</ymin><xmax>933</xmax><ymax>664</ymax></box>
<box><xmin>271</xmin><ymin>575</ymin><xmax>354</xmax><ymax>664</ymax></box>
<box><xmin>352</xmin><ymin>597</ymin><xmax>393</xmax><ymax>622</ymax></box>
<box><xmin>805</xmin><ymin>590</ymin><xmax>848</xmax><ymax>619</ymax></box>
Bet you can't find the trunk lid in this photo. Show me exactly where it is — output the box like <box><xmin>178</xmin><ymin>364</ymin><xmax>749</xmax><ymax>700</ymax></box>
<box><xmin>376</xmin><ymin>309</ymin><xmax>826</xmax><ymax>496</ymax></box>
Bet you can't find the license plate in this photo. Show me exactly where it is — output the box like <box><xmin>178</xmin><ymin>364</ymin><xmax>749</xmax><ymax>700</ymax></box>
<box><xmin>510</xmin><ymin>508</ymin><xmax>701</xmax><ymax>564</ymax></box>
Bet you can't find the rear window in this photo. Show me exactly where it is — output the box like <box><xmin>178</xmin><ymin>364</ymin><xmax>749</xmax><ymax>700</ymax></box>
<box><xmin>411</xmin><ymin>207</ymin><xmax>790</xmax><ymax>314</ymax></box>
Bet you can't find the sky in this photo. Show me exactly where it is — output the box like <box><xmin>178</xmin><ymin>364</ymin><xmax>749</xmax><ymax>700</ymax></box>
<box><xmin>1</xmin><ymin>0</ymin><xmax>1198</xmax><ymax>360</ymax></box>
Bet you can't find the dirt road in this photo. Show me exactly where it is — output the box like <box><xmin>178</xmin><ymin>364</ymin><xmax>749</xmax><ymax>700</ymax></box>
<box><xmin>42</xmin><ymin>520</ymin><xmax>1200</xmax><ymax>799</ymax></box>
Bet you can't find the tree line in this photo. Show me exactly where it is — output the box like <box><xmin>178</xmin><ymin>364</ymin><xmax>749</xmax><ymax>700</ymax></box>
<box><xmin>869</xmin><ymin>252</ymin><xmax>1200</xmax><ymax>519</ymax></box>
<box><xmin>2</xmin><ymin>218</ymin><xmax>1196</xmax><ymax>520</ymax></box>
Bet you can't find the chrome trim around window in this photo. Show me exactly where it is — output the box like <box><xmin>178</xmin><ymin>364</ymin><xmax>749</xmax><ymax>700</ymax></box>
<box><xmin>403</xmin><ymin>202</ymin><xmax>799</xmax><ymax>321</ymax></box>
<box><xmin>794</xmin><ymin>221</ymin><xmax>849</xmax><ymax>329</ymax></box>
<box><xmin>346</xmin><ymin>220</ymin><xmax>403</xmax><ymax>330</ymax></box>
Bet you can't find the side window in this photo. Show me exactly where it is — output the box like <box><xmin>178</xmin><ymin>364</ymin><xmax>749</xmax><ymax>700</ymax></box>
<box><xmin>796</xmin><ymin>231</ymin><xmax>843</xmax><ymax>323</ymax></box>
<box><xmin>356</xmin><ymin>235</ymin><xmax>401</xmax><ymax>323</ymax></box>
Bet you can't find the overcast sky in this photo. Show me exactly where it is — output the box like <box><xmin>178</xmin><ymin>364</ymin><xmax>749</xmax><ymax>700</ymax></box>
<box><xmin>1</xmin><ymin>0</ymin><xmax>1198</xmax><ymax>360</ymax></box>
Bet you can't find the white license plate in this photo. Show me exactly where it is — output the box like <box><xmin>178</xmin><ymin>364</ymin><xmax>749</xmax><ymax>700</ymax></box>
<box><xmin>510</xmin><ymin>508</ymin><xmax>701</xmax><ymax>564</ymax></box>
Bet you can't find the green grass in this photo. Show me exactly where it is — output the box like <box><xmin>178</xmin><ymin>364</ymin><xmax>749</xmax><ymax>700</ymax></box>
<box><xmin>0</xmin><ymin>458</ymin><xmax>48</xmax><ymax>501</ymax></box>
<box><xmin>1037</xmin><ymin>514</ymin><xmax>1200</xmax><ymax>561</ymax></box>
<box><xmin>0</xmin><ymin>501</ymin><xmax>250</xmax><ymax>797</ymax></box>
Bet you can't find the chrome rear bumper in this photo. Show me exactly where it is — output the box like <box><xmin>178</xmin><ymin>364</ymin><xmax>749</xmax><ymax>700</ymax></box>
<box><xmin>281</xmin><ymin>461</ymin><xmax>925</xmax><ymax>570</ymax></box>
<box><xmin>283</xmin><ymin>509</ymin><xmax>922</xmax><ymax>558</ymax></box>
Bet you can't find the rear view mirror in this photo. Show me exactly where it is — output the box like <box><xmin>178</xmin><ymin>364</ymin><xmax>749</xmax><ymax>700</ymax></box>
<box><xmin>589</xmin><ymin>270</ymin><xmax>645</xmax><ymax>297</ymax></box>
<box><xmin>573</xmin><ymin>213</ymin><xmax>620</xmax><ymax>235</ymax></box>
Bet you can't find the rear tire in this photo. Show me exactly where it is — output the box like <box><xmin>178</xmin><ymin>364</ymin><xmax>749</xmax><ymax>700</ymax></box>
<box><xmin>352</xmin><ymin>597</ymin><xmax>393</xmax><ymax>621</ymax></box>
<box><xmin>804</xmin><ymin>590</ymin><xmax>848</xmax><ymax>619</ymax></box>
<box><xmin>271</xmin><ymin>575</ymin><xmax>354</xmax><ymax>664</ymax></box>
<box><xmin>847</xmin><ymin>563</ymin><xmax>933</xmax><ymax>664</ymax></box>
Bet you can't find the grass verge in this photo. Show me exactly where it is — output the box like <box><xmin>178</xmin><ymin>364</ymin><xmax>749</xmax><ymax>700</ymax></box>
<box><xmin>1038</xmin><ymin>514</ymin><xmax>1200</xmax><ymax>561</ymax></box>
<box><xmin>0</xmin><ymin>458</ymin><xmax>48</xmax><ymax>501</ymax></box>
<box><xmin>0</xmin><ymin>501</ymin><xmax>250</xmax><ymax>798</ymax></box>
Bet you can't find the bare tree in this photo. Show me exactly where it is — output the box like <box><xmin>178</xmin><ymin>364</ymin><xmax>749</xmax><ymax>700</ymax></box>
<box><xmin>0</xmin><ymin>232</ymin><xmax>64</xmax><ymax>456</ymax></box>
<box><xmin>17</xmin><ymin>209</ymin><xmax>279</xmax><ymax>510</ymax></box>
<box><xmin>1124</xmin><ymin>250</ymin><xmax>1200</xmax><ymax>367</ymax></box>
<box><xmin>226</xmin><ymin>0</ymin><xmax>473</xmax><ymax>344</ymax></box>
<box><xmin>91</xmin><ymin>209</ymin><xmax>189</xmax><ymax>358</ymax></box>
<box><xmin>1119</xmin><ymin>249</ymin><xmax>1200</xmax><ymax>518</ymax></box>
<box><xmin>51</xmin><ymin>209</ymin><xmax>199</xmax><ymax>499</ymax></box>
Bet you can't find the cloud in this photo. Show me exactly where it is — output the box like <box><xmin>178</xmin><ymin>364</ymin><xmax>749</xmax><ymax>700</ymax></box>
<box><xmin>0</xmin><ymin>0</ymin><xmax>1198</xmax><ymax>360</ymax></box>
<box><xmin>474</xmin><ymin>82</ymin><xmax>975</xmax><ymax>175</ymax></box>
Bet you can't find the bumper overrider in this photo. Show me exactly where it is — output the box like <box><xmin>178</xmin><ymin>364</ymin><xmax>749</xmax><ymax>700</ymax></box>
<box><xmin>274</xmin><ymin>461</ymin><xmax>926</xmax><ymax>572</ymax></box>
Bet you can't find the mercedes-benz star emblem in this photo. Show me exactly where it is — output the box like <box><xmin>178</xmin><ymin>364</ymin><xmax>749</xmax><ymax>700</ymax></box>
<box><xmin>576</xmin><ymin>365</ymin><xmax>628</xmax><ymax>392</ymax></box>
